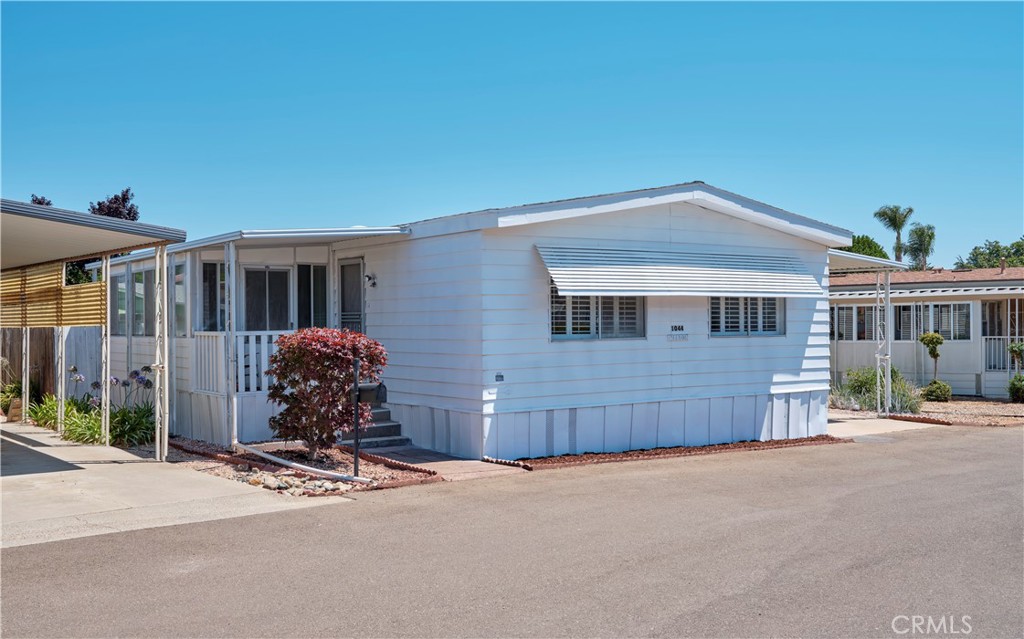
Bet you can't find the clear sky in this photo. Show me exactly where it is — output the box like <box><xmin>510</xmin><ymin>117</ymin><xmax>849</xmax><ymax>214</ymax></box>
<box><xmin>2</xmin><ymin>2</ymin><xmax>1021</xmax><ymax>267</ymax></box>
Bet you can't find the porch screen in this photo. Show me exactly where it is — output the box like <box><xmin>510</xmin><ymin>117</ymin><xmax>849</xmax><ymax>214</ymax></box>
<box><xmin>245</xmin><ymin>268</ymin><xmax>290</xmax><ymax>331</ymax></box>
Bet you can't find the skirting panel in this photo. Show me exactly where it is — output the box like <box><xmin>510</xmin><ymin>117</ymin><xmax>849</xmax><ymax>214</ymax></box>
<box><xmin>480</xmin><ymin>390</ymin><xmax>828</xmax><ymax>461</ymax></box>
<box><xmin>389</xmin><ymin>404</ymin><xmax>484</xmax><ymax>460</ymax></box>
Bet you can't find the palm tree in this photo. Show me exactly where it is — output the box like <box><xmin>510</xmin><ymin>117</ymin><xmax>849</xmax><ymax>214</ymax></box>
<box><xmin>905</xmin><ymin>223</ymin><xmax>936</xmax><ymax>270</ymax></box>
<box><xmin>873</xmin><ymin>205</ymin><xmax>914</xmax><ymax>262</ymax></box>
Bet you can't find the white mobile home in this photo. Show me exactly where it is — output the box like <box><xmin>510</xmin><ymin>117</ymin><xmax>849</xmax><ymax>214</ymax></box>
<box><xmin>829</xmin><ymin>266</ymin><xmax>1024</xmax><ymax>398</ymax></box>
<box><xmin>98</xmin><ymin>182</ymin><xmax>868</xmax><ymax>459</ymax></box>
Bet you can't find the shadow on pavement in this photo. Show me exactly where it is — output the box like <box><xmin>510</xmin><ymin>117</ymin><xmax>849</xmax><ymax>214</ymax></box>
<box><xmin>0</xmin><ymin>436</ymin><xmax>81</xmax><ymax>477</ymax></box>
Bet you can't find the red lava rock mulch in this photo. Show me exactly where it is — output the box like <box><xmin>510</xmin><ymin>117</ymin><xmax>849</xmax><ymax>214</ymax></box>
<box><xmin>517</xmin><ymin>435</ymin><xmax>851</xmax><ymax>470</ymax></box>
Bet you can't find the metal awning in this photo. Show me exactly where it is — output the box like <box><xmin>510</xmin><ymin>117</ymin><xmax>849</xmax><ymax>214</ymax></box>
<box><xmin>828</xmin><ymin>249</ymin><xmax>907</xmax><ymax>274</ymax></box>
<box><xmin>1</xmin><ymin>199</ymin><xmax>186</xmax><ymax>270</ymax></box>
<box><xmin>536</xmin><ymin>245</ymin><xmax>824</xmax><ymax>297</ymax></box>
<box><xmin>831</xmin><ymin>285</ymin><xmax>1024</xmax><ymax>300</ymax></box>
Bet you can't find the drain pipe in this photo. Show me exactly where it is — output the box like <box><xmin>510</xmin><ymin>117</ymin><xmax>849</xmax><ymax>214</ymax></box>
<box><xmin>233</xmin><ymin>442</ymin><xmax>373</xmax><ymax>484</ymax></box>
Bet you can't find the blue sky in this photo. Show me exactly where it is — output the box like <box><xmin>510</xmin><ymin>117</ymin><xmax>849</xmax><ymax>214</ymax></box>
<box><xmin>2</xmin><ymin>2</ymin><xmax>1021</xmax><ymax>267</ymax></box>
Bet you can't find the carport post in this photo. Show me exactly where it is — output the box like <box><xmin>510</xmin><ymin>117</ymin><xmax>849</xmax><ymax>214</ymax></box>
<box><xmin>57</xmin><ymin>265</ymin><xmax>65</xmax><ymax>434</ymax></box>
<box><xmin>21</xmin><ymin>326</ymin><xmax>29</xmax><ymax>422</ymax></box>
<box><xmin>102</xmin><ymin>255</ymin><xmax>111</xmax><ymax>446</ymax></box>
<box><xmin>226</xmin><ymin>241</ymin><xmax>238</xmax><ymax>447</ymax></box>
<box><xmin>153</xmin><ymin>245</ymin><xmax>168</xmax><ymax>461</ymax></box>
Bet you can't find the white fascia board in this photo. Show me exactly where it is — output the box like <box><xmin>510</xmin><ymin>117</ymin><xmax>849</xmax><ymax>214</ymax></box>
<box><xmin>494</xmin><ymin>185</ymin><xmax>852</xmax><ymax>247</ymax></box>
<box><xmin>828</xmin><ymin>248</ymin><xmax>908</xmax><ymax>273</ymax></box>
<box><xmin>829</xmin><ymin>286</ymin><xmax>1024</xmax><ymax>300</ymax></box>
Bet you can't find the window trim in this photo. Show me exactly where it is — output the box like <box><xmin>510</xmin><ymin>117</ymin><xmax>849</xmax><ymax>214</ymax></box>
<box><xmin>549</xmin><ymin>281</ymin><xmax>646</xmax><ymax>341</ymax></box>
<box><xmin>709</xmin><ymin>296</ymin><xmax>786</xmax><ymax>337</ymax></box>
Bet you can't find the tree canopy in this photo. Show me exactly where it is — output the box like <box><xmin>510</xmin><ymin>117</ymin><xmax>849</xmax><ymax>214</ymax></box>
<box><xmin>872</xmin><ymin>205</ymin><xmax>914</xmax><ymax>262</ymax></box>
<box><xmin>30</xmin><ymin>194</ymin><xmax>52</xmax><ymax>206</ymax></box>
<box><xmin>905</xmin><ymin>223</ymin><xmax>936</xmax><ymax>271</ymax></box>
<box><xmin>89</xmin><ymin>188</ymin><xmax>140</xmax><ymax>221</ymax></box>
<box><xmin>837</xmin><ymin>234</ymin><xmax>889</xmax><ymax>260</ymax></box>
<box><xmin>954</xmin><ymin>237</ymin><xmax>1024</xmax><ymax>269</ymax></box>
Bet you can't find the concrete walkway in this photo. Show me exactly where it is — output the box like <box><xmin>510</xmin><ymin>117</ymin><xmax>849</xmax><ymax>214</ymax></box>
<box><xmin>827</xmin><ymin>415</ymin><xmax>937</xmax><ymax>439</ymax></box>
<box><xmin>368</xmin><ymin>445</ymin><xmax>526</xmax><ymax>481</ymax></box>
<box><xmin>0</xmin><ymin>423</ymin><xmax>343</xmax><ymax>548</ymax></box>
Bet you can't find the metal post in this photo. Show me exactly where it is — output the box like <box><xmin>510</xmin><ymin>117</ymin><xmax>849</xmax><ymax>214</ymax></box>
<box><xmin>161</xmin><ymin>249</ymin><xmax>171</xmax><ymax>460</ymax></box>
<box><xmin>21</xmin><ymin>326</ymin><xmax>29</xmax><ymax>422</ymax></box>
<box><xmin>884</xmin><ymin>270</ymin><xmax>892</xmax><ymax>415</ymax></box>
<box><xmin>57</xmin><ymin>325</ymin><xmax>65</xmax><ymax>434</ymax></box>
<box><xmin>875</xmin><ymin>272</ymin><xmax>882</xmax><ymax>415</ymax></box>
<box><xmin>352</xmin><ymin>352</ymin><xmax>360</xmax><ymax>478</ymax></box>
<box><xmin>102</xmin><ymin>255</ymin><xmax>111</xmax><ymax>446</ymax></box>
<box><xmin>154</xmin><ymin>245</ymin><xmax>166</xmax><ymax>461</ymax></box>
<box><xmin>227</xmin><ymin>241</ymin><xmax>238</xmax><ymax>447</ymax></box>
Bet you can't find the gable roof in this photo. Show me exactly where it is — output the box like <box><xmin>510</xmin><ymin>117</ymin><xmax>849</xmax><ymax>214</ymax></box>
<box><xmin>407</xmin><ymin>181</ymin><xmax>853</xmax><ymax>247</ymax></box>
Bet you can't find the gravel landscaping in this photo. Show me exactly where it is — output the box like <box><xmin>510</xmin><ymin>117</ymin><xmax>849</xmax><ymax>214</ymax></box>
<box><xmin>831</xmin><ymin>397</ymin><xmax>1023</xmax><ymax>427</ymax></box>
<box><xmin>128</xmin><ymin>437</ymin><xmax>432</xmax><ymax>495</ymax></box>
<box><xmin>517</xmin><ymin>434</ymin><xmax>849</xmax><ymax>469</ymax></box>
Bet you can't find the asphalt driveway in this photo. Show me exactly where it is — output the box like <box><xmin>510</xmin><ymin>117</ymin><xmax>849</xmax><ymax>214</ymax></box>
<box><xmin>2</xmin><ymin>425</ymin><xmax>1022</xmax><ymax>638</ymax></box>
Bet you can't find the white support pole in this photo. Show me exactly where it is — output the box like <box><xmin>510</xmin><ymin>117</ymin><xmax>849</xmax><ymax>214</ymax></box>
<box><xmin>875</xmin><ymin>272</ymin><xmax>882</xmax><ymax>416</ymax></box>
<box><xmin>57</xmin><ymin>325</ymin><xmax>65</xmax><ymax>434</ymax></box>
<box><xmin>225</xmin><ymin>241</ymin><xmax>239</xmax><ymax>447</ymax></box>
<box><xmin>102</xmin><ymin>255</ymin><xmax>111</xmax><ymax>446</ymax></box>
<box><xmin>154</xmin><ymin>245</ymin><xmax>167</xmax><ymax>461</ymax></box>
<box><xmin>21</xmin><ymin>326</ymin><xmax>30</xmax><ymax>422</ymax></box>
<box><xmin>162</xmin><ymin>251</ymin><xmax>171</xmax><ymax>460</ymax></box>
<box><xmin>884</xmin><ymin>270</ymin><xmax>893</xmax><ymax>415</ymax></box>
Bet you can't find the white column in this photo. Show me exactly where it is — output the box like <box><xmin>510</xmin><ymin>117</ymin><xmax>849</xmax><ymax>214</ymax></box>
<box><xmin>154</xmin><ymin>245</ymin><xmax>167</xmax><ymax>461</ymax></box>
<box><xmin>57</xmin><ymin>325</ymin><xmax>65</xmax><ymax>434</ymax></box>
<box><xmin>884</xmin><ymin>270</ymin><xmax>892</xmax><ymax>415</ymax></box>
<box><xmin>21</xmin><ymin>326</ymin><xmax>29</xmax><ymax>422</ymax></box>
<box><xmin>226</xmin><ymin>241</ymin><xmax>239</xmax><ymax>447</ymax></box>
<box><xmin>102</xmin><ymin>255</ymin><xmax>111</xmax><ymax>446</ymax></box>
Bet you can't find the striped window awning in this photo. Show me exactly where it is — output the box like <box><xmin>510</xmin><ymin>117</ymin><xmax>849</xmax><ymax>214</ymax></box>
<box><xmin>536</xmin><ymin>245</ymin><xmax>824</xmax><ymax>298</ymax></box>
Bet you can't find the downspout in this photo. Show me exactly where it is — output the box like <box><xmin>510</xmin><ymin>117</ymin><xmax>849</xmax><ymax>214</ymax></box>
<box><xmin>232</xmin><ymin>443</ymin><xmax>372</xmax><ymax>484</ymax></box>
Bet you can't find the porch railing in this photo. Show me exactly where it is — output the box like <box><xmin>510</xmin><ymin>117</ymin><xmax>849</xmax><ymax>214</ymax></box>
<box><xmin>984</xmin><ymin>336</ymin><xmax>1023</xmax><ymax>372</ymax></box>
<box><xmin>193</xmin><ymin>332</ymin><xmax>226</xmax><ymax>393</ymax></box>
<box><xmin>236</xmin><ymin>330</ymin><xmax>294</xmax><ymax>393</ymax></box>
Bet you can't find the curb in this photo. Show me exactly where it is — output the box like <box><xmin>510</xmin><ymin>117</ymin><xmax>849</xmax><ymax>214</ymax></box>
<box><xmin>517</xmin><ymin>436</ymin><xmax>852</xmax><ymax>471</ymax></box>
<box><xmin>482</xmin><ymin>456</ymin><xmax>530</xmax><ymax>470</ymax></box>
<box><xmin>889</xmin><ymin>414</ymin><xmax>955</xmax><ymax>426</ymax></box>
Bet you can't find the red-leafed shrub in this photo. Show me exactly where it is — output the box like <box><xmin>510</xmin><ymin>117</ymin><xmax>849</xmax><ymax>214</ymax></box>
<box><xmin>266</xmin><ymin>328</ymin><xmax>388</xmax><ymax>460</ymax></box>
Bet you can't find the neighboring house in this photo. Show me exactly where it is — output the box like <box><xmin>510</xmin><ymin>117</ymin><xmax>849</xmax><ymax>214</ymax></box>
<box><xmin>829</xmin><ymin>265</ymin><xmax>1024</xmax><ymax>398</ymax></box>
<box><xmin>92</xmin><ymin>181</ymin><xmax>866</xmax><ymax>459</ymax></box>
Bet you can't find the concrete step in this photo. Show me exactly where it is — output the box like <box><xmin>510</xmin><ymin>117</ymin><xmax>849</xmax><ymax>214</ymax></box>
<box><xmin>370</xmin><ymin>406</ymin><xmax>391</xmax><ymax>422</ymax></box>
<box><xmin>341</xmin><ymin>421</ymin><xmax>402</xmax><ymax>440</ymax></box>
<box><xmin>345</xmin><ymin>436</ymin><xmax>411</xmax><ymax>448</ymax></box>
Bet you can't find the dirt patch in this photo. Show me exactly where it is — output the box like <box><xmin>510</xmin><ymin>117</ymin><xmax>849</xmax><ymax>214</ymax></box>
<box><xmin>920</xmin><ymin>397</ymin><xmax>1024</xmax><ymax>427</ymax></box>
<box><xmin>519</xmin><ymin>435</ymin><xmax>850</xmax><ymax>470</ymax></box>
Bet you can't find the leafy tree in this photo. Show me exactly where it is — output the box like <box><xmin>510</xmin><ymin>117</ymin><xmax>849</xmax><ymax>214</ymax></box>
<box><xmin>873</xmin><ymin>205</ymin><xmax>914</xmax><ymax>262</ymax></box>
<box><xmin>954</xmin><ymin>237</ymin><xmax>1024</xmax><ymax>269</ymax></box>
<box><xmin>905</xmin><ymin>223</ymin><xmax>936</xmax><ymax>270</ymax></box>
<box><xmin>30</xmin><ymin>194</ymin><xmax>52</xmax><ymax>206</ymax></box>
<box><xmin>266</xmin><ymin>328</ymin><xmax>388</xmax><ymax>461</ymax></box>
<box><xmin>838</xmin><ymin>234</ymin><xmax>889</xmax><ymax>259</ymax></box>
<box><xmin>918</xmin><ymin>332</ymin><xmax>944</xmax><ymax>380</ymax></box>
<box><xmin>89</xmin><ymin>187</ymin><xmax>140</xmax><ymax>221</ymax></box>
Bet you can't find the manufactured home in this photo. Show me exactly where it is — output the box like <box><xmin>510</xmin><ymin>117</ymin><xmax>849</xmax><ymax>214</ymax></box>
<box><xmin>829</xmin><ymin>266</ymin><xmax>1024</xmax><ymax>398</ymax></box>
<box><xmin>94</xmin><ymin>182</ymin><xmax>890</xmax><ymax>459</ymax></box>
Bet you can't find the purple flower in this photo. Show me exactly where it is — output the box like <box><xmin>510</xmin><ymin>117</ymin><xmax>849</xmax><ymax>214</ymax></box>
<box><xmin>109</xmin><ymin>376</ymin><xmax>120</xmax><ymax>386</ymax></box>
<box><xmin>136</xmin><ymin>375</ymin><xmax>148</xmax><ymax>386</ymax></box>
<box><xmin>121</xmin><ymin>379</ymin><xmax>131</xmax><ymax>388</ymax></box>
<box><xmin>68</xmin><ymin>365</ymin><xmax>78</xmax><ymax>373</ymax></box>
<box><xmin>143</xmin><ymin>379</ymin><xmax>154</xmax><ymax>390</ymax></box>
<box><xmin>89</xmin><ymin>397</ymin><xmax>100</xmax><ymax>408</ymax></box>
<box><xmin>128</xmin><ymin>370</ymin><xmax>140</xmax><ymax>380</ymax></box>
<box><xmin>141</xmin><ymin>365</ymin><xmax>153</xmax><ymax>374</ymax></box>
<box><xmin>90</xmin><ymin>381</ymin><xmax>102</xmax><ymax>391</ymax></box>
<box><xmin>71</xmin><ymin>373</ymin><xmax>85</xmax><ymax>383</ymax></box>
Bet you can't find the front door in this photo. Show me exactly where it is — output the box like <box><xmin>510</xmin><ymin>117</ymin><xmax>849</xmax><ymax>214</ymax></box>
<box><xmin>338</xmin><ymin>260</ymin><xmax>364</xmax><ymax>332</ymax></box>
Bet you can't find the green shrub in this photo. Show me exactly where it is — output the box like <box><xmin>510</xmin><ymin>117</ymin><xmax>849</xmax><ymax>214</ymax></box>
<box><xmin>1009</xmin><ymin>374</ymin><xmax>1024</xmax><ymax>404</ymax></box>
<box><xmin>110</xmin><ymin>403</ymin><xmax>155</xmax><ymax>447</ymax></box>
<box><xmin>831</xmin><ymin>366</ymin><xmax>921</xmax><ymax>414</ymax></box>
<box><xmin>27</xmin><ymin>395</ymin><xmax>62</xmax><ymax>429</ymax></box>
<box><xmin>62</xmin><ymin>409</ymin><xmax>103</xmax><ymax>444</ymax></box>
<box><xmin>922</xmin><ymin>379</ymin><xmax>952</xmax><ymax>402</ymax></box>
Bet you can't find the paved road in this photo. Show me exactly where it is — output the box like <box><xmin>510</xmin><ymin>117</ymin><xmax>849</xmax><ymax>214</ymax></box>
<box><xmin>3</xmin><ymin>426</ymin><xmax>1022</xmax><ymax>638</ymax></box>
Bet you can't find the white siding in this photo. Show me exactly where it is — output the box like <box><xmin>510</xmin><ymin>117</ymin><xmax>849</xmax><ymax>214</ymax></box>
<box><xmin>479</xmin><ymin>201</ymin><xmax>831</xmax><ymax>416</ymax></box>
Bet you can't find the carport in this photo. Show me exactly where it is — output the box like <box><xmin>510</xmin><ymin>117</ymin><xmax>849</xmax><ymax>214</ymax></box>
<box><xmin>827</xmin><ymin>249</ymin><xmax>910</xmax><ymax>414</ymax></box>
<box><xmin>0</xmin><ymin>199</ymin><xmax>186</xmax><ymax>459</ymax></box>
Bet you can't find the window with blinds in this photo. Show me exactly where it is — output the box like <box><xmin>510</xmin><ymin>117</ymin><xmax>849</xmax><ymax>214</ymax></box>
<box><xmin>833</xmin><ymin>305</ymin><xmax>855</xmax><ymax>341</ymax></box>
<box><xmin>832</xmin><ymin>302</ymin><xmax>971</xmax><ymax>342</ymax></box>
<box><xmin>710</xmin><ymin>297</ymin><xmax>785</xmax><ymax>336</ymax></box>
<box><xmin>550</xmin><ymin>282</ymin><xmax>645</xmax><ymax>339</ymax></box>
